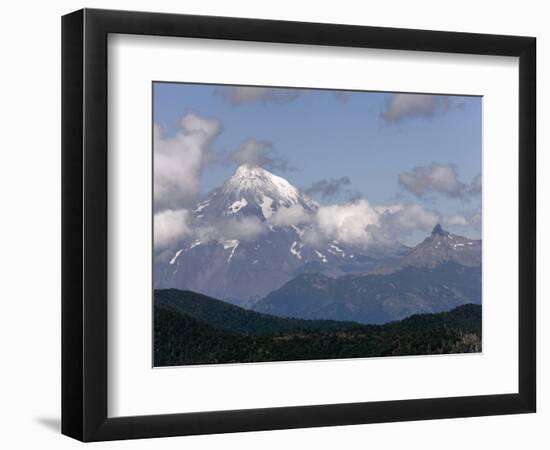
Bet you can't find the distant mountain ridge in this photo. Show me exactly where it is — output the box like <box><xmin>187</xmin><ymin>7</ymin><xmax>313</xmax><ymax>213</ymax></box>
<box><xmin>253</xmin><ymin>261</ymin><xmax>481</xmax><ymax>324</ymax></box>
<box><xmin>251</xmin><ymin>224</ymin><xmax>481</xmax><ymax>324</ymax></box>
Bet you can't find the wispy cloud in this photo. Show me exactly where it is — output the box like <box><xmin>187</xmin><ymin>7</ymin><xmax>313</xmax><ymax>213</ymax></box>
<box><xmin>382</xmin><ymin>94</ymin><xmax>450</xmax><ymax>123</ymax></box>
<box><xmin>442</xmin><ymin>209</ymin><xmax>481</xmax><ymax>231</ymax></box>
<box><xmin>216</xmin><ymin>86</ymin><xmax>303</xmax><ymax>105</ymax></box>
<box><xmin>398</xmin><ymin>163</ymin><xmax>482</xmax><ymax>200</ymax></box>
<box><xmin>268</xmin><ymin>204</ymin><xmax>310</xmax><ymax>227</ymax></box>
<box><xmin>398</xmin><ymin>163</ymin><xmax>466</xmax><ymax>199</ymax></box>
<box><xmin>304</xmin><ymin>176</ymin><xmax>352</xmax><ymax>199</ymax></box>
<box><xmin>229</xmin><ymin>139</ymin><xmax>295</xmax><ymax>173</ymax></box>
<box><xmin>217</xmin><ymin>86</ymin><xmax>356</xmax><ymax>106</ymax></box>
<box><xmin>468</xmin><ymin>174</ymin><xmax>482</xmax><ymax>195</ymax></box>
<box><xmin>372</xmin><ymin>203</ymin><xmax>440</xmax><ymax>242</ymax></box>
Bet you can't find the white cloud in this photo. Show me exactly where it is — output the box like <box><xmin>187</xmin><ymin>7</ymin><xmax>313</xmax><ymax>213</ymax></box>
<box><xmin>302</xmin><ymin>199</ymin><xmax>441</xmax><ymax>247</ymax></box>
<box><xmin>467</xmin><ymin>210</ymin><xmax>482</xmax><ymax>230</ymax></box>
<box><xmin>153</xmin><ymin>197</ymin><xmax>474</xmax><ymax>252</ymax></box>
<box><xmin>194</xmin><ymin>216</ymin><xmax>267</xmax><ymax>243</ymax></box>
<box><xmin>443</xmin><ymin>214</ymin><xmax>469</xmax><ymax>227</ymax></box>
<box><xmin>443</xmin><ymin>209</ymin><xmax>481</xmax><ymax>231</ymax></box>
<box><xmin>269</xmin><ymin>204</ymin><xmax>310</xmax><ymax>227</ymax></box>
<box><xmin>230</xmin><ymin>139</ymin><xmax>294</xmax><ymax>172</ymax></box>
<box><xmin>304</xmin><ymin>176</ymin><xmax>351</xmax><ymax>198</ymax></box>
<box><xmin>468</xmin><ymin>174</ymin><xmax>482</xmax><ymax>195</ymax></box>
<box><xmin>398</xmin><ymin>163</ymin><xmax>466</xmax><ymax>198</ymax></box>
<box><xmin>218</xmin><ymin>86</ymin><xmax>302</xmax><ymax>105</ymax></box>
<box><xmin>230</xmin><ymin>139</ymin><xmax>271</xmax><ymax>167</ymax></box>
<box><xmin>373</xmin><ymin>203</ymin><xmax>440</xmax><ymax>241</ymax></box>
<box><xmin>180</xmin><ymin>113</ymin><xmax>221</xmax><ymax>135</ymax></box>
<box><xmin>154</xmin><ymin>209</ymin><xmax>192</xmax><ymax>249</ymax></box>
<box><xmin>154</xmin><ymin>113</ymin><xmax>221</xmax><ymax>212</ymax></box>
<box><xmin>382</xmin><ymin>94</ymin><xmax>449</xmax><ymax>123</ymax></box>
<box><xmin>306</xmin><ymin>199</ymin><xmax>380</xmax><ymax>246</ymax></box>
<box><xmin>222</xmin><ymin>216</ymin><xmax>266</xmax><ymax>241</ymax></box>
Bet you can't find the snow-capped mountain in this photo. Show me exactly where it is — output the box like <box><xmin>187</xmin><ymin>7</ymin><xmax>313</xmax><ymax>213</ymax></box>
<box><xmin>195</xmin><ymin>164</ymin><xmax>318</xmax><ymax>220</ymax></box>
<box><xmin>154</xmin><ymin>164</ymin><xmax>406</xmax><ymax>304</ymax></box>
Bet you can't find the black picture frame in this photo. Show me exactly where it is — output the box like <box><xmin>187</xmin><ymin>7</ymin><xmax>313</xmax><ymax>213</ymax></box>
<box><xmin>62</xmin><ymin>8</ymin><xmax>536</xmax><ymax>442</ymax></box>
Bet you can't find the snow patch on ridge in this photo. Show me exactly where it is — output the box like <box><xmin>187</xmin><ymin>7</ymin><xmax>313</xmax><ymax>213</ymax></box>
<box><xmin>329</xmin><ymin>243</ymin><xmax>345</xmax><ymax>257</ymax></box>
<box><xmin>169</xmin><ymin>249</ymin><xmax>183</xmax><ymax>265</ymax></box>
<box><xmin>193</xmin><ymin>200</ymin><xmax>210</xmax><ymax>212</ymax></box>
<box><xmin>291</xmin><ymin>225</ymin><xmax>305</xmax><ymax>237</ymax></box>
<box><xmin>227</xmin><ymin>198</ymin><xmax>247</xmax><ymax>214</ymax></box>
<box><xmin>223</xmin><ymin>240</ymin><xmax>239</xmax><ymax>263</ymax></box>
<box><xmin>314</xmin><ymin>250</ymin><xmax>328</xmax><ymax>263</ymax></box>
<box><xmin>259</xmin><ymin>195</ymin><xmax>274</xmax><ymax>219</ymax></box>
<box><xmin>290</xmin><ymin>241</ymin><xmax>302</xmax><ymax>260</ymax></box>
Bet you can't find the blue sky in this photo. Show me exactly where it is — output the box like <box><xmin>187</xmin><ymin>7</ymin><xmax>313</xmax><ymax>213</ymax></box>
<box><xmin>153</xmin><ymin>83</ymin><xmax>481</xmax><ymax>245</ymax></box>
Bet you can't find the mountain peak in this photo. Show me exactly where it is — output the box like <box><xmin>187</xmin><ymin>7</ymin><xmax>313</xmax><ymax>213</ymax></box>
<box><xmin>233</xmin><ymin>163</ymin><xmax>269</xmax><ymax>178</ymax></box>
<box><xmin>431</xmin><ymin>224</ymin><xmax>448</xmax><ymax>236</ymax></box>
<box><xmin>221</xmin><ymin>164</ymin><xmax>317</xmax><ymax>212</ymax></box>
<box><xmin>228</xmin><ymin>164</ymin><xmax>287</xmax><ymax>189</ymax></box>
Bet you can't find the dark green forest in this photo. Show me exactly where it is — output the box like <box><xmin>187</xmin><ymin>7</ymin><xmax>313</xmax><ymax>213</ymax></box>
<box><xmin>154</xmin><ymin>289</ymin><xmax>482</xmax><ymax>367</ymax></box>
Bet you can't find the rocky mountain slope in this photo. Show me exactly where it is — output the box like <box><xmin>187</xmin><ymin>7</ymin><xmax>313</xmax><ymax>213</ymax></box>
<box><xmin>373</xmin><ymin>224</ymin><xmax>481</xmax><ymax>274</ymax></box>
<box><xmin>253</xmin><ymin>261</ymin><xmax>481</xmax><ymax>324</ymax></box>
<box><xmin>252</xmin><ymin>225</ymin><xmax>482</xmax><ymax>324</ymax></box>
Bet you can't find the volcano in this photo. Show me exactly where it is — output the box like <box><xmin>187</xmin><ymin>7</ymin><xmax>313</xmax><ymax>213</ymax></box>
<box><xmin>154</xmin><ymin>165</ymin><xmax>406</xmax><ymax>304</ymax></box>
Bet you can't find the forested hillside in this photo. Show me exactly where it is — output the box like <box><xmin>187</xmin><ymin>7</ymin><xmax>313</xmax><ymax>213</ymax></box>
<box><xmin>154</xmin><ymin>289</ymin><xmax>481</xmax><ymax>366</ymax></box>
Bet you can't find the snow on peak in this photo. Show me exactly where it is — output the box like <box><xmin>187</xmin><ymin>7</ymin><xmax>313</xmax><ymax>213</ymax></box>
<box><xmin>223</xmin><ymin>164</ymin><xmax>316</xmax><ymax>210</ymax></box>
<box><xmin>233</xmin><ymin>163</ymin><xmax>268</xmax><ymax>178</ymax></box>
<box><xmin>190</xmin><ymin>164</ymin><xmax>317</xmax><ymax>225</ymax></box>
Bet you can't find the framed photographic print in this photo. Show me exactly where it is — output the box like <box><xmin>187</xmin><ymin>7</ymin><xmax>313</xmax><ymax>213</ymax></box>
<box><xmin>62</xmin><ymin>8</ymin><xmax>536</xmax><ymax>442</ymax></box>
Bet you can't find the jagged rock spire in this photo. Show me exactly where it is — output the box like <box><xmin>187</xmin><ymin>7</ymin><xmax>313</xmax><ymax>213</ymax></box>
<box><xmin>431</xmin><ymin>224</ymin><xmax>447</xmax><ymax>236</ymax></box>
